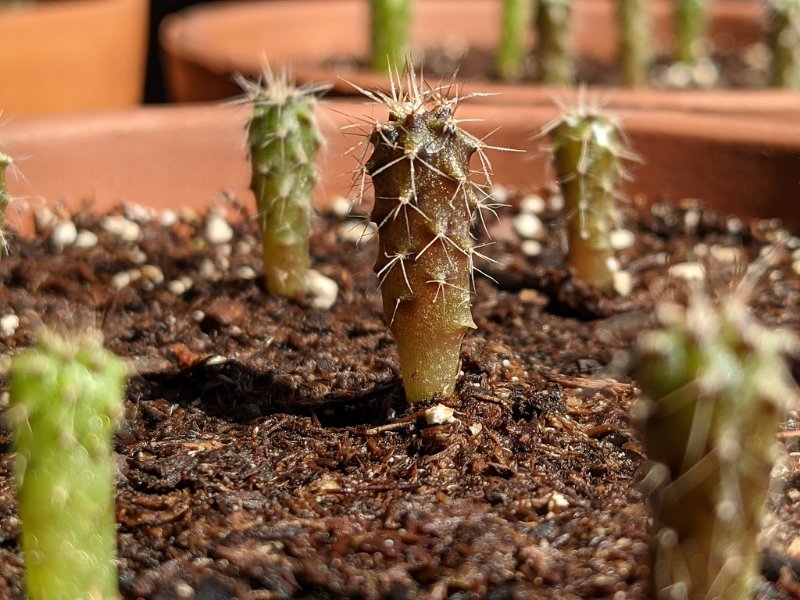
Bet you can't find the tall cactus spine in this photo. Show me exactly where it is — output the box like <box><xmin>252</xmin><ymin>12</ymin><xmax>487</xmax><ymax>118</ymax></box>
<box><xmin>675</xmin><ymin>0</ymin><xmax>710</xmax><ymax>65</ymax></box>
<box><xmin>0</xmin><ymin>151</ymin><xmax>12</xmax><ymax>258</ymax></box>
<box><xmin>360</xmin><ymin>74</ymin><xmax>493</xmax><ymax>403</ymax></box>
<box><xmin>241</xmin><ymin>70</ymin><xmax>325</xmax><ymax>298</ymax></box>
<box><xmin>370</xmin><ymin>0</ymin><xmax>413</xmax><ymax>74</ymax></box>
<box><xmin>768</xmin><ymin>0</ymin><xmax>800</xmax><ymax>88</ymax></box>
<box><xmin>496</xmin><ymin>0</ymin><xmax>534</xmax><ymax>81</ymax></box>
<box><xmin>619</xmin><ymin>0</ymin><xmax>652</xmax><ymax>87</ymax></box>
<box><xmin>633</xmin><ymin>288</ymin><xmax>795</xmax><ymax>599</ymax></box>
<box><xmin>6</xmin><ymin>330</ymin><xmax>129</xmax><ymax>600</ymax></box>
<box><xmin>536</xmin><ymin>0</ymin><xmax>575</xmax><ymax>85</ymax></box>
<box><xmin>546</xmin><ymin>108</ymin><xmax>626</xmax><ymax>293</ymax></box>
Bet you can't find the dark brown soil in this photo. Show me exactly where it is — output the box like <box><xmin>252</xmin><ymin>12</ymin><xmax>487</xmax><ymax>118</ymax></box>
<box><xmin>0</xmin><ymin>193</ymin><xmax>799</xmax><ymax>599</ymax></box>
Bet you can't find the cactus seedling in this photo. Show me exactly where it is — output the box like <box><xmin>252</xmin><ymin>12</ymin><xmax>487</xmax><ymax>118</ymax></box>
<box><xmin>675</xmin><ymin>0</ymin><xmax>710</xmax><ymax>66</ymax></box>
<box><xmin>536</xmin><ymin>0</ymin><xmax>575</xmax><ymax>85</ymax></box>
<box><xmin>768</xmin><ymin>0</ymin><xmax>800</xmax><ymax>89</ymax></box>
<box><xmin>358</xmin><ymin>71</ymin><xmax>495</xmax><ymax>404</ymax></box>
<box><xmin>0</xmin><ymin>151</ymin><xmax>12</xmax><ymax>258</ymax></box>
<box><xmin>495</xmin><ymin>0</ymin><xmax>534</xmax><ymax>81</ymax></box>
<box><xmin>633</xmin><ymin>278</ymin><xmax>796</xmax><ymax>599</ymax></box>
<box><xmin>370</xmin><ymin>0</ymin><xmax>413</xmax><ymax>75</ymax></box>
<box><xmin>545</xmin><ymin>105</ymin><xmax>629</xmax><ymax>294</ymax></box>
<box><xmin>239</xmin><ymin>69</ymin><xmax>325</xmax><ymax>298</ymax></box>
<box><xmin>6</xmin><ymin>329</ymin><xmax>129</xmax><ymax>600</ymax></box>
<box><xmin>619</xmin><ymin>0</ymin><xmax>653</xmax><ymax>87</ymax></box>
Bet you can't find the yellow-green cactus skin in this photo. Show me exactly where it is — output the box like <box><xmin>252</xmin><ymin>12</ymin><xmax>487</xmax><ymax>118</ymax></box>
<box><xmin>536</xmin><ymin>0</ymin><xmax>574</xmax><ymax>85</ymax></box>
<box><xmin>361</xmin><ymin>75</ymin><xmax>493</xmax><ymax>403</ymax></box>
<box><xmin>675</xmin><ymin>0</ymin><xmax>709</xmax><ymax>65</ymax></box>
<box><xmin>241</xmin><ymin>70</ymin><xmax>324</xmax><ymax>298</ymax></box>
<box><xmin>370</xmin><ymin>0</ymin><xmax>412</xmax><ymax>74</ymax></box>
<box><xmin>496</xmin><ymin>0</ymin><xmax>534</xmax><ymax>81</ymax></box>
<box><xmin>633</xmin><ymin>287</ymin><xmax>795</xmax><ymax>600</ymax></box>
<box><xmin>546</xmin><ymin>109</ymin><xmax>625</xmax><ymax>293</ymax></box>
<box><xmin>619</xmin><ymin>0</ymin><xmax>652</xmax><ymax>87</ymax></box>
<box><xmin>6</xmin><ymin>330</ymin><xmax>129</xmax><ymax>600</ymax></box>
<box><xmin>768</xmin><ymin>0</ymin><xmax>800</xmax><ymax>88</ymax></box>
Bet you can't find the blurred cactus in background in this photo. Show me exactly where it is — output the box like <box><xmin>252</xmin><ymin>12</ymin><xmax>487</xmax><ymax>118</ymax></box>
<box><xmin>370</xmin><ymin>0</ymin><xmax>413</xmax><ymax>74</ymax></box>
<box><xmin>768</xmin><ymin>0</ymin><xmax>800</xmax><ymax>88</ymax></box>
<box><xmin>496</xmin><ymin>0</ymin><xmax>535</xmax><ymax>81</ymax></box>
<box><xmin>536</xmin><ymin>0</ymin><xmax>575</xmax><ymax>85</ymax></box>
<box><xmin>619</xmin><ymin>0</ymin><xmax>652</xmax><ymax>87</ymax></box>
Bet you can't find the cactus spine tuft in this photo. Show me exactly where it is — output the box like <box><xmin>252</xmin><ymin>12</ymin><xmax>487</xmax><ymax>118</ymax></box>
<box><xmin>6</xmin><ymin>329</ymin><xmax>129</xmax><ymax>600</ymax></box>
<box><xmin>768</xmin><ymin>0</ymin><xmax>800</xmax><ymax>89</ymax></box>
<box><xmin>545</xmin><ymin>105</ymin><xmax>628</xmax><ymax>293</ymax></box>
<box><xmin>633</xmin><ymin>276</ymin><xmax>796</xmax><ymax>600</ymax></box>
<box><xmin>358</xmin><ymin>71</ymin><xmax>495</xmax><ymax>403</ymax></box>
<box><xmin>239</xmin><ymin>69</ymin><xmax>325</xmax><ymax>298</ymax></box>
<box><xmin>536</xmin><ymin>0</ymin><xmax>575</xmax><ymax>85</ymax></box>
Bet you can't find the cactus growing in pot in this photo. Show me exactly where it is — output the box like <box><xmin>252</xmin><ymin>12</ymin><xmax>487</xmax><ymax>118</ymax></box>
<box><xmin>495</xmin><ymin>0</ymin><xmax>534</xmax><ymax>81</ymax></box>
<box><xmin>5</xmin><ymin>329</ymin><xmax>129</xmax><ymax>600</ymax></box>
<box><xmin>619</xmin><ymin>0</ymin><xmax>653</xmax><ymax>88</ymax></box>
<box><xmin>632</xmin><ymin>271</ymin><xmax>796</xmax><ymax>599</ymax></box>
<box><xmin>536</xmin><ymin>0</ymin><xmax>574</xmax><ymax>85</ymax></box>
<box><xmin>238</xmin><ymin>68</ymin><xmax>326</xmax><ymax>298</ymax></box>
<box><xmin>370</xmin><ymin>0</ymin><xmax>413</xmax><ymax>75</ymax></box>
<box><xmin>544</xmin><ymin>104</ymin><xmax>631</xmax><ymax>294</ymax></box>
<box><xmin>675</xmin><ymin>0</ymin><xmax>710</xmax><ymax>66</ymax></box>
<box><xmin>357</xmin><ymin>71</ymin><xmax>497</xmax><ymax>404</ymax></box>
<box><xmin>768</xmin><ymin>0</ymin><xmax>800</xmax><ymax>88</ymax></box>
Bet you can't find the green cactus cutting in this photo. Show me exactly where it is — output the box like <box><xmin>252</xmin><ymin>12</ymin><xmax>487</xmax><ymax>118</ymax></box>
<box><xmin>675</xmin><ymin>0</ymin><xmax>709</xmax><ymax>65</ymax></box>
<box><xmin>239</xmin><ymin>69</ymin><xmax>325</xmax><ymax>298</ymax></box>
<box><xmin>358</xmin><ymin>72</ymin><xmax>495</xmax><ymax>403</ymax></box>
<box><xmin>495</xmin><ymin>0</ymin><xmax>534</xmax><ymax>81</ymax></box>
<box><xmin>768</xmin><ymin>0</ymin><xmax>800</xmax><ymax>89</ymax></box>
<box><xmin>370</xmin><ymin>0</ymin><xmax>413</xmax><ymax>74</ymax></box>
<box><xmin>633</xmin><ymin>280</ymin><xmax>796</xmax><ymax>600</ymax></box>
<box><xmin>619</xmin><ymin>0</ymin><xmax>652</xmax><ymax>87</ymax></box>
<box><xmin>6</xmin><ymin>329</ymin><xmax>129</xmax><ymax>600</ymax></box>
<box><xmin>0</xmin><ymin>151</ymin><xmax>12</xmax><ymax>258</ymax></box>
<box><xmin>536</xmin><ymin>0</ymin><xmax>574</xmax><ymax>85</ymax></box>
<box><xmin>545</xmin><ymin>106</ymin><xmax>628</xmax><ymax>293</ymax></box>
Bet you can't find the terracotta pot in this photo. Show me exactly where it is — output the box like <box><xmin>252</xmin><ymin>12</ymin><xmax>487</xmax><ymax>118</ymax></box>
<box><xmin>159</xmin><ymin>0</ymin><xmax>799</xmax><ymax>118</ymax></box>
<box><xmin>3</xmin><ymin>100</ymin><xmax>799</xmax><ymax>237</ymax></box>
<box><xmin>0</xmin><ymin>0</ymin><xmax>149</xmax><ymax>116</ymax></box>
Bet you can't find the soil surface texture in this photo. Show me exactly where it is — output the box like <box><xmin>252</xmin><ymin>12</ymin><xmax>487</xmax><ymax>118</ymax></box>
<box><xmin>1</xmin><ymin>192</ymin><xmax>800</xmax><ymax>600</ymax></box>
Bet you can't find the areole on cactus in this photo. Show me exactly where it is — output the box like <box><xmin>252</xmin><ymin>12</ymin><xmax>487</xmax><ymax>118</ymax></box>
<box><xmin>355</xmin><ymin>69</ymin><xmax>500</xmax><ymax>404</ymax></box>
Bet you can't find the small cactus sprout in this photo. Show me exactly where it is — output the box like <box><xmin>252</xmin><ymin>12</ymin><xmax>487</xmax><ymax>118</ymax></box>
<box><xmin>545</xmin><ymin>105</ymin><xmax>629</xmax><ymax>293</ymax></box>
<box><xmin>633</xmin><ymin>278</ymin><xmax>796</xmax><ymax>599</ymax></box>
<box><xmin>358</xmin><ymin>72</ymin><xmax>495</xmax><ymax>403</ymax></box>
<box><xmin>768</xmin><ymin>0</ymin><xmax>800</xmax><ymax>89</ymax></box>
<box><xmin>239</xmin><ymin>69</ymin><xmax>326</xmax><ymax>298</ymax></box>
<box><xmin>675</xmin><ymin>0</ymin><xmax>710</xmax><ymax>65</ymax></box>
<box><xmin>0</xmin><ymin>151</ymin><xmax>12</xmax><ymax>257</ymax></box>
<box><xmin>6</xmin><ymin>329</ymin><xmax>129</xmax><ymax>600</ymax></box>
<box><xmin>619</xmin><ymin>0</ymin><xmax>653</xmax><ymax>87</ymax></box>
<box><xmin>370</xmin><ymin>0</ymin><xmax>413</xmax><ymax>74</ymax></box>
<box><xmin>495</xmin><ymin>0</ymin><xmax>534</xmax><ymax>81</ymax></box>
<box><xmin>536</xmin><ymin>0</ymin><xmax>575</xmax><ymax>85</ymax></box>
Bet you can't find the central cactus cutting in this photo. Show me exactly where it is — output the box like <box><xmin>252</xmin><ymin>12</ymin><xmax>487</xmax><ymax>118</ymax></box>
<box><xmin>360</xmin><ymin>73</ymin><xmax>494</xmax><ymax>403</ymax></box>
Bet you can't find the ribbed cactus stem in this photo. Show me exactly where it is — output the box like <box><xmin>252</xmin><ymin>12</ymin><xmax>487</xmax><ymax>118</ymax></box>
<box><xmin>768</xmin><ymin>0</ymin><xmax>800</xmax><ymax>88</ymax></box>
<box><xmin>0</xmin><ymin>152</ymin><xmax>11</xmax><ymax>258</ymax></box>
<box><xmin>496</xmin><ymin>0</ymin><xmax>534</xmax><ymax>81</ymax></box>
<box><xmin>242</xmin><ymin>70</ymin><xmax>324</xmax><ymax>298</ymax></box>
<box><xmin>6</xmin><ymin>330</ymin><xmax>128</xmax><ymax>600</ymax></box>
<box><xmin>362</xmin><ymin>75</ymin><xmax>490</xmax><ymax>403</ymax></box>
<box><xmin>536</xmin><ymin>0</ymin><xmax>574</xmax><ymax>85</ymax></box>
<box><xmin>547</xmin><ymin>109</ymin><xmax>624</xmax><ymax>293</ymax></box>
<box><xmin>619</xmin><ymin>0</ymin><xmax>652</xmax><ymax>87</ymax></box>
<box><xmin>370</xmin><ymin>0</ymin><xmax>412</xmax><ymax>74</ymax></box>
<box><xmin>675</xmin><ymin>0</ymin><xmax>709</xmax><ymax>65</ymax></box>
<box><xmin>633</xmin><ymin>288</ymin><xmax>795</xmax><ymax>600</ymax></box>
